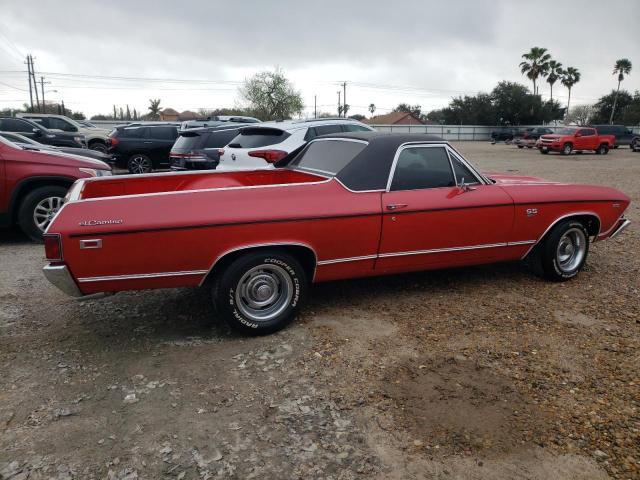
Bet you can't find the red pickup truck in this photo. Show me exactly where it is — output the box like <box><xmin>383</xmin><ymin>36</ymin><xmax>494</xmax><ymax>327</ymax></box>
<box><xmin>537</xmin><ymin>127</ymin><xmax>615</xmax><ymax>155</ymax></box>
<box><xmin>0</xmin><ymin>136</ymin><xmax>112</xmax><ymax>241</ymax></box>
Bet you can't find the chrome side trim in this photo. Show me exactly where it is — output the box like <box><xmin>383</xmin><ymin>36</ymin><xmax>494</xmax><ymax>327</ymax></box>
<box><xmin>197</xmin><ymin>242</ymin><xmax>319</xmax><ymax>286</ymax></box>
<box><xmin>316</xmin><ymin>254</ymin><xmax>378</xmax><ymax>266</ymax></box>
<box><xmin>80</xmin><ymin>239</ymin><xmax>102</xmax><ymax>249</ymax></box>
<box><xmin>378</xmin><ymin>242</ymin><xmax>507</xmax><ymax>258</ymax></box>
<box><xmin>78</xmin><ymin>270</ymin><xmax>208</xmax><ymax>283</ymax></box>
<box><xmin>609</xmin><ymin>219</ymin><xmax>630</xmax><ymax>239</ymax></box>
<box><xmin>520</xmin><ymin>211</ymin><xmax>602</xmax><ymax>259</ymax></box>
<box><xmin>43</xmin><ymin>264</ymin><xmax>83</xmax><ymax>297</ymax></box>
<box><xmin>597</xmin><ymin>214</ymin><xmax>627</xmax><ymax>239</ymax></box>
<box><xmin>333</xmin><ymin>177</ymin><xmax>385</xmax><ymax>194</ymax></box>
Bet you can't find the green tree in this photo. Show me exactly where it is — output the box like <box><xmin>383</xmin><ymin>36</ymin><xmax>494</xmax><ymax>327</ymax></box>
<box><xmin>113</xmin><ymin>105</ymin><xmax>117</xmax><ymax>120</ymax></box>
<box><xmin>560</xmin><ymin>67</ymin><xmax>581</xmax><ymax>118</ymax></box>
<box><xmin>519</xmin><ymin>47</ymin><xmax>551</xmax><ymax>95</ymax></box>
<box><xmin>125</xmin><ymin>104</ymin><xmax>131</xmax><ymax>121</ymax></box>
<box><xmin>393</xmin><ymin>103</ymin><xmax>422</xmax><ymax>118</ymax></box>
<box><xmin>238</xmin><ymin>68</ymin><xmax>304</xmax><ymax>120</ymax></box>
<box><xmin>368</xmin><ymin>103</ymin><xmax>376</xmax><ymax>116</ymax></box>
<box><xmin>546</xmin><ymin>60</ymin><xmax>563</xmax><ymax>101</ymax></box>
<box><xmin>610</xmin><ymin>58</ymin><xmax>632</xmax><ymax>124</ymax></box>
<box><xmin>348</xmin><ymin>113</ymin><xmax>365</xmax><ymax>121</ymax></box>
<box><xmin>590</xmin><ymin>89</ymin><xmax>636</xmax><ymax>124</ymax></box>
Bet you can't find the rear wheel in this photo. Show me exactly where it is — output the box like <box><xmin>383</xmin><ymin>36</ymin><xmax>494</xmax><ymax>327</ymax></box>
<box><xmin>18</xmin><ymin>186</ymin><xmax>67</xmax><ymax>242</ymax></box>
<box><xmin>596</xmin><ymin>144</ymin><xmax>609</xmax><ymax>155</ymax></box>
<box><xmin>517</xmin><ymin>145</ymin><xmax>524</xmax><ymax>149</ymax></box>
<box><xmin>631</xmin><ymin>138</ymin><xmax>639</xmax><ymax>151</ymax></box>
<box><xmin>88</xmin><ymin>141</ymin><xmax>108</xmax><ymax>153</ymax></box>
<box><xmin>128</xmin><ymin>154</ymin><xmax>153</xmax><ymax>174</ymax></box>
<box><xmin>211</xmin><ymin>250</ymin><xmax>307</xmax><ymax>335</ymax></box>
<box><xmin>538</xmin><ymin>220</ymin><xmax>589</xmax><ymax>281</ymax></box>
<box><xmin>561</xmin><ymin>143</ymin><xmax>573</xmax><ymax>155</ymax></box>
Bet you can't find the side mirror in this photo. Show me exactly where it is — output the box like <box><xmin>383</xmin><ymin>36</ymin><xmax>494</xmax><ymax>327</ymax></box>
<box><xmin>32</xmin><ymin>128</ymin><xmax>42</xmax><ymax>137</ymax></box>
<box><xmin>458</xmin><ymin>177</ymin><xmax>476</xmax><ymax>193</ymax></box>
<box><xmin>69</xmin><ymin>126</ymin><xmax>78</xmax><ymax>132</ymax></box>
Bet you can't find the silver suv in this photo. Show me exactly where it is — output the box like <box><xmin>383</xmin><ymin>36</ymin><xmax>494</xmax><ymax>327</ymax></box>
<box><xmin>17</xmin><ymin>113</ymin><xmax>110</xmax><ymax>152</ymax></box>
<box><xmin>217</xmin><ymin>118</ymin><xmax>374</xmax><ymax>171</ymax></box>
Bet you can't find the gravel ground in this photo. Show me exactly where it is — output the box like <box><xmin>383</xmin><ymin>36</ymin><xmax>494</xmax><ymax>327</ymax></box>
<box><xmin>1</xmin><ymin>142</ymin><xmax>638</xmax><ymax>480</ymax></box>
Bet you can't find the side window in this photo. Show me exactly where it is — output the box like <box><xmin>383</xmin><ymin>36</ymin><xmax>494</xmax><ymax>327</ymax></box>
<box><xmin>304</xmin><ymin>127</ymin><xmax>317</xmax><ymax>141</ymax></box>
<box><xmin>4</xmin><ymin>119</ymin><xmax>33</xmax><ymax>133</ymax></box>
<box><xmin>48</xmin><ymin>117</ymin><xmax>74</xmax><ymax>131</ymax></box>
<box><xmin>147</xmin><ymin>127</ymin><xmax>177</xmax><ymax>140</ymax></box>
<box><xmin>314</xmin><ymin>125</ymin><xmax>343</xmax><ymax>136</ymax></box>
<box><xmin>579</xmin><ymin>128</ymin><xmax>594</xmax><ymax>137</ymax></box>
<box><xmin>342</xmin><ymin>124</ymin><xmax>371</xmax><ymax>132</ymax></box>
<box><xmin>26</xmin><ymin>117</ymin><xmax>49</xmax><ymax>128</ymax></box>
<box><xmin>390</xmin><ymin>147</ymin><xmax>455</xmax><ymax>191</ymax></box>
<box><xmin>205</xmin><ymin>129</ymin><xmax>239</xmax><ymax>148</ymax></box>
<box><xmin>448</xmin><ymin>150</ymin><xmax>480</xmax><ymax>185</ymax></box>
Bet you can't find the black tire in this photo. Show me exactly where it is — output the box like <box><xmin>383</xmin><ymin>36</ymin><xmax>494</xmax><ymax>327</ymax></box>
<box><xmin>539</xmin><ymin>149</ymin><xmax>549</xmax><ymax>155</ymax></box>
<box><xmin>596</xmin><ymin>144</ymin><xmax>609</xmax><ymax>155</ymax></box>
<box><xmin>88</xmin><ymin>141</ymin><xmax>108</xmax><ymax>153</ymax></box>
<box><xmin>538</xmin><ymin>220</ymin><xmax>589</xmax><ymax>281</ymax></box>
<box><xmin>17</xmin><ymin>185</ymin><xmax>68</xmax><ymax>242</ymax></box>
<box><xmin>211</xmin><ymin>250</ymin><xmax>307</xmax><ymax>335</ymax></box>
<box><xmin>561</xmin><ymin>143</ymin><xmax>572</xmax><ymax>156</ymax></box>
<box><xmin>517</xmin><ymin>145</ymin><xmax>524</xmax><ymax>149</ymax></box>
<box><xmin>127</xmin><ymin>154</ymin><xmax>153</xmax><ymax>174</ymax></box>
<box><xmin>630</xmin><ymin>139</ymin><xmax>639</xmax><ymax>151</ymax></box>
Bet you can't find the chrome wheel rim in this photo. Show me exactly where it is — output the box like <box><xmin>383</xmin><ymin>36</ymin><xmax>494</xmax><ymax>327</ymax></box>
<box><xmin>235</xmin><ymin>264</ymin><xmax>293</xmax><ymax>322</ymax></box>
<box><xmin>130</xmin><ymin>156</ymin><xmax>151</xmax><ymax>173</ymax></box>
<box><xmin>556</xmin><ymin>228</ymin><xmax>586</xmax><ymax>272</ymax></box>
<box><xmin>563</xmin><ymin>145</ymin><xmax>571</xmax><ymax>154</ymax></box>
<box><xmin>33</xmin><ymin>196</ymin><xmax>64</xmax><ymax>232</ymax></box>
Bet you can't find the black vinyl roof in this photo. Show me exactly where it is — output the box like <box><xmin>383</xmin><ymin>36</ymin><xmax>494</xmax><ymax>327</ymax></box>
<box><xmin>319</xmin><ymin>132</ymin><xmax>448</xmax><ymax>191</ymax></box>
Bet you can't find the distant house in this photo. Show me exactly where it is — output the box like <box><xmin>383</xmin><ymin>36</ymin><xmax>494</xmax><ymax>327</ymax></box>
<box><xmin>178</xmin><ymin>110</ymin><xmax>204</xmax><ymax>121</ymax></box>
<box><xmin>159</xmin><ymin>108</ymin><xmax>180</xmax><ymax>121</ymax></box>
<box><xmin>363</xmin><ymin>111</ymin><xmax>428</xmax><ymax>125</ymax></box>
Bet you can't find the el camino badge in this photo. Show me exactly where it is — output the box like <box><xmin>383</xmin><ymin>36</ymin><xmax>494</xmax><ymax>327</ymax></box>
<box><xmin>79</xmin><ymin>219</ymin><xmax>123</xmax><ymax>226</ymax></box>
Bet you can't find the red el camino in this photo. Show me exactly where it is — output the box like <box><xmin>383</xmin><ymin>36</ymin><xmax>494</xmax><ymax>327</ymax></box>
<box><xmin>43</xmin><ymin>132</ymin><xmax>631</xmax><ymax>335</ymax></box>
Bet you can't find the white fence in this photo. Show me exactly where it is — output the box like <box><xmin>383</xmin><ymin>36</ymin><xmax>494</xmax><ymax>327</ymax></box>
<box><xmin>89</xmin><ymin>120</ymin><xmax>640</xmax><ymax>140</ymax></box>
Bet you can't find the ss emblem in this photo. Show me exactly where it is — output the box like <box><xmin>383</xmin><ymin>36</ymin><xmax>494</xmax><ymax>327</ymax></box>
<box><xmin>526</xmin><ymin>208</ymin><xmax>538</xmax><ymax>217</ymax></box>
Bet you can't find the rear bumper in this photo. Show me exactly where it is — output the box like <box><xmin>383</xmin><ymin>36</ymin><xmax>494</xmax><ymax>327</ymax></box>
<box><xmin>43</xmin><ymin>264</ymin><xmax>83</xmax><ymax>297</ymax></box>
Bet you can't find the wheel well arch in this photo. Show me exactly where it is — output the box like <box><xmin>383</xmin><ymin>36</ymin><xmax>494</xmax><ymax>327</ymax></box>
<box><xmin>199</xmin><ymin>243</ymin><xmax>318</xmax><ymax>286</ymax></box>
<box><xmin>523</xmin><ymin>212</ymin><xmax>600</xmax><ymax>259</ymax></box>
<box><xmin>9</xmin><ymin>176</ymin><xmax>75</xmax><ymax>223</ymax></box>
<box><xmin>87</xmin><ymin>138</ymin><xmax>106</xmax><ymax>145</ymax></box>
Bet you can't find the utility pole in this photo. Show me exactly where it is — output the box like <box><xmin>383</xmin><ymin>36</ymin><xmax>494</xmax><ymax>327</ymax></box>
<box><xmin>337</xmin><ymin>91</ymin><xmax>341</xmax><ymax>117</ymax></box>
<box><xmin>39</xmin><ymin>76</ymin><xmax>51</xmax><ymax>113</ymax></box>
<box><xmin>31</xmin><ymin>56</ymin><xmax>40</xmax><ymax>112</ymax></box>
<box><xmin>314</xmin><ymin>95</ymin><xmax>317</xmax><ymax>119</ymax></box>
<box><xmin>25</xmin><ymin>56</ymin><xmax>34</xmax><ymax>111</ymax></box>
<box><xmin>342</xmin><ymin>81</ymin><xmax>347</xmax><ymax>118</ymax></box>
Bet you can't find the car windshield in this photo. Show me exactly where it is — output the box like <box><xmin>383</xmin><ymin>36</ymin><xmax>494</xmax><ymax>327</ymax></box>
<box><xmin>288</xmin><ymin>139</ymin><xmax>367</xmax><ymax>176</ymax></box>
<box><xmin>556</xmin><ymin>128</ymin><xmax>577</xmax><ymax>135</ymax></box>
<box><xmin>228</xmin><ymin>127</ymin><xmax>290</xmax><ymax>148</ymax></box>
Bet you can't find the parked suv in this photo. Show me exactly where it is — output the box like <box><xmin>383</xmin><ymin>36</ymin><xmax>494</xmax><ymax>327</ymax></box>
<box><xmin>591</xmin><ymin>124</ymin><xmax>639</xmax><ymax>149</ymax></box>
<box><xmin>0</xmin><ymin>117</ymin><xmax>85</xmax><ymax>148</ymax></box>
<box><xmin>107</xmin><ymin>124</ymin><xmax>179</xmax><ymax>173</ymax></box>
<box><xmin>170</xmin><ymin>124</ymin><xmax>245</xmax><ymax>171</ymax></box>
<box><xmin>17</xmin><ymin>113</ymin><xmax>110</xmax><ymax>152</ymax></box>
<box><xmin>218</xmin><ymin>119</ymin><xmax>373</xmax><ymax>170</ymax></box>
<box><xmin>0</xmin><ymin>135</ymin><xmax>111</xmax><ymax>241</ymax></box>
<box><xmin>490</xmin><ymin>127</ymin><xmax>517</xmax><ymax>143</ymax></box>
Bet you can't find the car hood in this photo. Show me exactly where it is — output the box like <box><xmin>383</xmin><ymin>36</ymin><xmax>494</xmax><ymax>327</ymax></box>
<box><xmin>28</xmin><ymin>148</ymin><xmax>111</xmax><ymax>170</ymax></box>
<box><xmin>483</xmin><ymin>171</ymin><xmax>558</xmax><ymax>185</ymax></box>
<box><xmin>540</xmin><ymin>134</ymin><xmax>562</xmax><ymax>140</ymax></box>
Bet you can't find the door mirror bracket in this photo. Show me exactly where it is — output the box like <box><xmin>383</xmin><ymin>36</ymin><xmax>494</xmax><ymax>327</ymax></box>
<box><xmin>459</xmin><ymin>177</ymin><xmax>476</xmax><ymax>193</ymax></box>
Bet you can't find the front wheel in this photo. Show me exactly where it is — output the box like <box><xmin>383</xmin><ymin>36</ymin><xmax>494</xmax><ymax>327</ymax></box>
<box><xmin>128</xmin><ymin>154</ymin><xmax>153</xmax><ymax>174</ymax></box>
<box><xmin>538</xmin><ymin>220</ymin><xmax>589</xmax><ymax>281</ymax></box>
<box><xmin>211</xmin><ymin>251</ymin><xmax>307</xmax><ymax>335</ymax></box>
<box><xmin>18</xmin><ymin>186</ymin><xmax>68</xmax><ymax>242</ymax></box>
<box><xmin>539</xmin><ymin>148</ymin><xmax>549</xmax><ymax>155</ymax></box>
<box><xmin>561</xmin><ymin>143</ymin><xmax>573</xmax><ymax>156</ymax></box>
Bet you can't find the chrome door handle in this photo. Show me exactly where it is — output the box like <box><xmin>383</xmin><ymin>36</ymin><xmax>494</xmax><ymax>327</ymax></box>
<box><xmin>386</xmin><ymin>203</ymin><xmax>408</xmax><ymax>211</ymax></box>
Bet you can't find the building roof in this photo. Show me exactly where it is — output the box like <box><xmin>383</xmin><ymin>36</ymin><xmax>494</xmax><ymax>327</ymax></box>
<box><xmin>178</xmin><ymin>110</ymin><xmax>203</xmax><ymax>121</ymax></box>
<box><xmin>160</xmin><ymin>108</ymin><xmax>179</xmax><ymax>116</ymax></box>
<box><xmin>363</xmin><ymin>111</ymin><xmax>425</xmax><ymax>125</ymax></box>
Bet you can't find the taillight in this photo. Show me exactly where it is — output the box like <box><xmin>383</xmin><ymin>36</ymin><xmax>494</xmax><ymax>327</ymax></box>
<box><xmin>248</xmin><ymin>149</ymin><xmax>288</xmax><ymax>163</ymax></box>
<box><xmin>43</xmin><ymin>234</ymin><xmax>63</xmax><ymax>261</ymax></box>
<box><xmin>107</xmin><ymin>136</ymin><xmax>119</xmax><ymax>147</ymax></box>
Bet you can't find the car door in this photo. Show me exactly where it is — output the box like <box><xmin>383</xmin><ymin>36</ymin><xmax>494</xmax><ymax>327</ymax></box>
<box><xmin>577</xmin><ymin>128</ymin><xmax>597</xmax><ymax>150</ymax></box>
<box><xmin>376</xmin><ymin>144</ymin><xmax>515</xmax><ymax>274</ymax></box>
<box><xmin>145</xmin><ymin>126</ymin><xmax>178</xmax><ymax>166</ymax></box>
<box><xmin>3</xmin><ymin>118</ymin><xmax>41</xmax><ymax>141</ymax></box>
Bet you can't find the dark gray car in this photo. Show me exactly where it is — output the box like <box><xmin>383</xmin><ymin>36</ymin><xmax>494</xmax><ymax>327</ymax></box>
<box><xmin>0</xmin><ymin>131</ymin><xmax>110</xmax><ymax>162</ymax></box>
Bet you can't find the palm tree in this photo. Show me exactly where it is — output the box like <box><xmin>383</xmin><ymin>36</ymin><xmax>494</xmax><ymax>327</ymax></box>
<box><xmin>561</xmin><ymin>67</ymin><xmax>581</xmax><ymax>121</ymax></box>
<box><xmin>546</xmin><ymin>60</ymin><xmax>563</xmax><ymax>101</ymax></box>
<box><xmin>368</xmin><ymin>103</ymin><xmax>376</xmax><ymax>116</ymax></box>
<box><xmin>609</xmin><ymin>58</ymin><xmax>632</xmax><ymax>124</ymax></box>
<box><xmin>148</xmin><ymin>98</ymin><xmax>162</xmax><ymax>118</ymax></box>
<box><xmin>520</xmin><ymin>47</ymin><xmax>551</xmax><ymax>95</ymax></box>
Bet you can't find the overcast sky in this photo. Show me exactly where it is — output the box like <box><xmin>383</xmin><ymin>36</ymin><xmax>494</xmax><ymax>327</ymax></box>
<box><xmin>0</xmin><ymin>0</ymin><xmax>638</xmax><ymax>118</ymax></box>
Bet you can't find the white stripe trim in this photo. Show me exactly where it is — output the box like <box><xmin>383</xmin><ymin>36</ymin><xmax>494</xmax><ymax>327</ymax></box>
<box><xmin>78</xmin><ymin>270</ymin><xmax>208</xmax><ymax>283</ymax></box>
<box><xmin>317</xmin><ymin>254</ymin><xmax>378</xmax><ymax>266</ymax></box>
